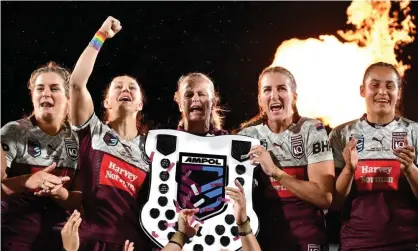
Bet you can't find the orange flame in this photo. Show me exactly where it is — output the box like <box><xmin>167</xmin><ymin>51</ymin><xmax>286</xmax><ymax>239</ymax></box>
<box><xmin>270</xmin><ymin>0</ymin><xmax>416</xmax><ymax>128</ymax></box>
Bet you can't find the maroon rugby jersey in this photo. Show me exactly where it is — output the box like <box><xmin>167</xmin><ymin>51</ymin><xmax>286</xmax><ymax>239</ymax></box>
<box><xmin>73</xmin><ymin>113</ymin><xmax>151</xmax><ymax>250</ymax></box>
<box><xmin>238</xmin><ymin>117</ymin><xmax>333</xmax><ymax>251</ymax></box>
<box><xmin>329</xmin><ymin>115</ymin><xmax>418</xmax><ymax>251</ymax></box>
<box><xmin>1</xmin><ymin>116</ymin><xmax>78</xmax><ymax>250</ymax></box>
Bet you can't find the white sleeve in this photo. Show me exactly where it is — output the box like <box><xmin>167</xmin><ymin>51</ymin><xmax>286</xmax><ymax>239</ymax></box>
<box><xmin>71</xmin><ymin>112</ymin><xmax>101</xmax><ymax>136</ymax></box>
<box><xmin>1</xmin><ymin>122</ymin><xmax>24</xmax><ymax>168</ymax></box>
<box><xmin>305</xmin><ymin>122</ymin><xmax>334</xmax><ymax>165</ymax></box>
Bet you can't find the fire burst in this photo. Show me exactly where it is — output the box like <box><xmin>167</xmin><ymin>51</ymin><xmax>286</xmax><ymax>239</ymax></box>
<box><xmin>270</xmin><ymin>0</ymin><xmax>416</xmax><ymax>128</ymax></box>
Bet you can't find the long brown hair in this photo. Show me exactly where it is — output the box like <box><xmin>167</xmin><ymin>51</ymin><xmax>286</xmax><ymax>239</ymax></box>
<box><xmin>173</xmin><ymin>72</ymin><xmax>225</xmax><ymax>130</ymax></box>
<box><xmin>238</xmin><ymin>66</ymin><xmax>300</xmax><ymax>131</ymax></box>
<box><xmin>102</xmin><ymin>75</ymin><xmax>148</xmax><ymax>135</ymax></box>
<box><xmin>27</xmin><ymin>61</ymin><xmax>72</xmax><ymax>136</ymax></box>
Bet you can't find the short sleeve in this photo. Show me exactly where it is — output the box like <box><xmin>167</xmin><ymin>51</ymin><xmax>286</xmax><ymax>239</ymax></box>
<box><xmin>1</xmin><ymin>122</ymin><xmax>24</xmax><ymax>168</ymax></box>
<box><xmin>305</xmin><ymin>122</ymin><xmax>334</xmax><ymax>165</ymax></box>
<box><xmin>237</xmin><ymin>127</ymin><xmax>258</xmax><ymax>138</ymax></box>
<box><xmin>71</xmin><ymin>113</ymin><xmax>101</xmax><ymax>137</ymax></box>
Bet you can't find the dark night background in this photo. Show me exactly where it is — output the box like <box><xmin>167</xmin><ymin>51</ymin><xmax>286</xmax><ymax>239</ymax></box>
<box><xmin>1</xmin><ymin>1</ymin><xmax>417</xmax><ymax>130</ymax></box>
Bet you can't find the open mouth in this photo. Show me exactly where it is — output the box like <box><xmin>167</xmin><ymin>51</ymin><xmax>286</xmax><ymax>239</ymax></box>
<box><xmin>40</xmin><ymin>102</ymin><xmax>53</xmax><ymax>108</ymax></box>
<box><xmin>270</xmin><ymin>103</ymin><xmax>283</xmax><ymax>112</ymax></box>
<box><xmin>119</xmin><ymin>96</ymin><xmax>132</xmax><ymax>102</ymax></box>
<box><xmin>374</xmin><ymin>99</ymin><xmax>390</xmax><ymax>104</ymax></box>
<box><xmin>189</xmin><ymin>106</ymin><xmax>203</xmax><ymax>113</ymax></box>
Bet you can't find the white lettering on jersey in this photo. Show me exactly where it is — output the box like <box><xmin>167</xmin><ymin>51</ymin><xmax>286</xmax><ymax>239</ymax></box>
<box><xmin>360</xmin><ymin>176</ymin><xmax>394</xmax><ymax>183</ymax></box>
<box><xmin>360</xmin><ymin>166</ymin><xmax>392</xmax><ymax>174</ymax></box>
<box><xmin>108</xmin><ymin>161</ymin><xmax>138</xmax><ymax>182</ymax></box>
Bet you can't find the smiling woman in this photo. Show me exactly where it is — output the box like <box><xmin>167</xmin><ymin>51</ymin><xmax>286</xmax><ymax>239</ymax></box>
<box><xmin>329</xmin><ymin>62</ymin><xmax>418</xmax><ymax>251</ymax></box>
<box><xmin>237</xmin><ymin>65</ymin><xmax>335</xmax><ymax>251</ymax></box>
<box><xmin>1</xmin><ymin>61</ymin><xmax>79</xmax><ymax>251</ymax></box>
<box><xmin>69</xmin><ymin>16</ymin><xmax>153</xmax><ymax>251</ymax></box>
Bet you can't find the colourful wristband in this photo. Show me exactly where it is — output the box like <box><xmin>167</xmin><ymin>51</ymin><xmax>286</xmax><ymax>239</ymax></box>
<box><xmin>89</xmin><ymin>31</ymin><xmax>107</xmax><ymax>51</ymax></box>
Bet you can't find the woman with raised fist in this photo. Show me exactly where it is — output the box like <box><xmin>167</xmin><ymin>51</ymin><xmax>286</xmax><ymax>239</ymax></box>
<box><xmin>70</xmin><ymin>16</ymin><xmax>151</xmax><ymax>250</ymax></box>
<box><xmin>330</xmin><ymin>62</ymin><xmax>418</xmax><ymax>251</ymax></box>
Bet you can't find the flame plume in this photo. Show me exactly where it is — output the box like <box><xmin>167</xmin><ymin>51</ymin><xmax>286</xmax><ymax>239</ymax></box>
<box><xmin>270</xmin><ymin>0</ymin><xmax>416</xmax><ymax>128</ymax></box>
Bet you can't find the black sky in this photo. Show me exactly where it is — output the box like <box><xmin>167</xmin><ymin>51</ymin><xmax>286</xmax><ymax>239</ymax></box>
<box><xmin>2</xmin><ymin>1</ymin><xmax>417</xmax><ymax>129</ymax></box>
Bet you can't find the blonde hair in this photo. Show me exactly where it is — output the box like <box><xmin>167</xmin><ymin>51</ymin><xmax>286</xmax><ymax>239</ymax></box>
<box><xmin>28</xmin><ymin>61</ymin><xmax>71</xmax><ymax>98</ymax></box>
<box><xmin>173</xmin><ymin>73</ymin><xmax>224</xmax><ymax>130</ymax></box>
<box><xmin>27</xmin><ymin>61</ymin><xmax>72</xmax><ymax>136</ymax></box>
<box><xmin>238</xmin><ymin>66</ymin><xmax>300</xmax><ymax>130</ymax></box>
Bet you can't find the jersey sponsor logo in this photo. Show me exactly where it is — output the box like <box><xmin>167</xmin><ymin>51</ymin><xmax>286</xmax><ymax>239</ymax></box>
<box><xmin>2</xmin><ymin>143</ymin><xmax>10</xmax><ymax>152</ymax></box>
<box><xmin>27</xmin><ymin>138</ymin><xmax>41</xmax><ymax>158</ymax></box>
<box><xmin>177</xmin><ymin>152</ymin><xmax>227</xmax><ymax>220</ymax></box>
<box><xmin>372</xmin><ymin>136</ymin><xmax>385</xmax><ymax>146</ymax></box>
<box><xmin>349</xmin><ymin>134</ymin><xmax>364</xmax><ymax>152</ymax></box>
<box><xmin>269</xmin><ymin>166</ymin><xmax>305</xmax><ymax>198</ymax></box>
<box><xmin>355</xmin><ymin>159</ymin><xmax>401</xmax><ymax>191</ymax></box>
<box><xmin>308</xmin><ymin>244</ymin><xmax>321</xmax><ymax>251</ymax></box>
<box><xmin>367</xmin><ymin>136</ymin><xmax>390</xmax><ymax>152</ymax></box>
<box><xmin>99</xmin><ymin>153</ymin><xmax>147</xmax><ymax>198</ymax></box>
<box><xmin>65</xmin><ymin>139</ymin><xmax>78</xmax><ymax>161</ymax></box>
<box><xmin>103</xmin><ymin>131</ymin><xmax>119</xmax><ymax>146</ymax></box>
<box><xmin>291</xmin><ymin>135</ymin><xmax>305</xmax><ymax>159</ymax></box>
<box><xmin>392</xmin><ymin>132</ymin><xmax>407</xmax><ymax>150</ymax></box>
<box><xmin>272</xmin><ymin>142</ymin><xmax>291</xmax><ymax>161</ymax></box>
<box><xmin>312</xmin><ymin>140</ymin><xmax>331</xmax><ymax>154</ymax></box>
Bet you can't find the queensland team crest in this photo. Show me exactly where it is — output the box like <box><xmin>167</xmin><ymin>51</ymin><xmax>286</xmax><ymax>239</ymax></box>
<box><xmin>64</xmin><ymin>139</ymin><xmax>78</xmax><ymax>161</ymax></box>
<box><xmin>176</xmin><ymin>152</ymin><xmax>227</xmax><ymax>220</ymax></box>
<box><xmin>392</xmin><ymin>132</ymin><xmax>407</xmax><ymax>150</ymax></box>
<box><xmin>27</xmin><ymin>138</ymin><xmax>41</xmax><ymax>158</ymax></box>
<box><xmin>103</xmin><ymin>131</ymin><xmax>119</xmax><ymax>146</ymax></box>
<box><xmin>349</xmin><ymin>134</ymin><xmax>364</xmax><ymax>152</ymax></box>
<box><xmin>291</xmin><ymin>135</ymin><xmax>305</xmax><ymax>159</ymax></box>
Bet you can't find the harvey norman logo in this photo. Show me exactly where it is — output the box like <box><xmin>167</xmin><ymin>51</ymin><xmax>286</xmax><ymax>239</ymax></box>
<box><xmin>182</xmin><ymin>156</ymin><xmax>224</xmax><ymax>166</ymax></box>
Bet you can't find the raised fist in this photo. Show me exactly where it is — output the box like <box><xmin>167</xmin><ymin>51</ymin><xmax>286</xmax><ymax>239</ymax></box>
<box><xmin>99</xmin><ymin>16</ymin><xmax>122</xmax><ymax>39</ymax></box>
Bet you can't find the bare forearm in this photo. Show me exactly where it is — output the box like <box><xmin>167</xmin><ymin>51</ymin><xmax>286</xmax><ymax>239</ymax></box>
<box><xmin>241</xmin><ymin>234</ymin><xmax>261</xmax><ymax>251</ymax></box>
<box><xmin>404</xmin><ymin>165</ymin><xmax>418</xmax><ymax>199</ymax></box>
<box><xmin>272</xmin><ymin>167</ymin><xmax>332</xmax><ymax>209</ymax></box>
<box><xmin>332</xmin><ymin>166</ymin><xmax>354</xmax><ymax>209</ymax></box>
<box><xmin>1</xmin><ymin>174</ymin><xmax>30</xmax><ymax>196</ymax></box>
<box><xmin>161</xmin><ymin>243</ymin><xmax>182</xmax><ymax>251</ymax></box>
<box><xmin>70</xmin><ymin>45</ymin><xmax>100</xmax><ymax>90</ymax></box>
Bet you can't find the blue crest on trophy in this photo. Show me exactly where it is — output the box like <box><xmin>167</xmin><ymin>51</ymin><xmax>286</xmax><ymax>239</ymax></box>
<box><xmin>176</xmin><ymin>152</ymin><xmax>228</xmax><ymax>220</ymax></box>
